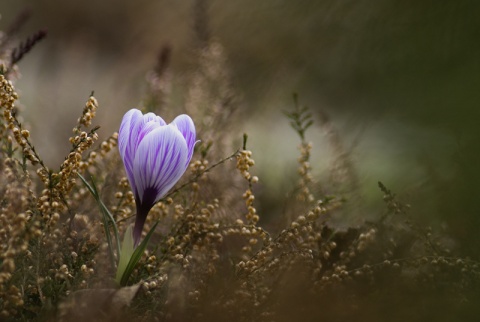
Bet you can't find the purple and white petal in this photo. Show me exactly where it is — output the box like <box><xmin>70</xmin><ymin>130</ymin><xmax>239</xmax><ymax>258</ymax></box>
<box><xmin>118</xmin><ymin>109</ymin><xmax>141</xmax><ymax>164</ymax></box>
<box><xmin>118</xmin><ymin>109</ymin><xmax>144</xmax><ymax>194</ymax></box>
<box><xmin>132</xmin><ymin>124</ymin><xmax>189</xmax><ymax>204</ymax></box>
<box><xmin>129</xmin><ymin>112</ymin><xmax>166</xmax><ymax>159</ymax></box>
<box><xmin>119</xmin><ymin>109</ymin><xmax>168</xmax><ymax>193</ymax></box>
<box><xmin>172</xmin><ymin>114</ymin><xmax>197</xmax><ymax>166</ymax></box>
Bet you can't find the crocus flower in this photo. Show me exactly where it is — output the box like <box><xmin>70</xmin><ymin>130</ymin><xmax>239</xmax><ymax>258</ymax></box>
<box><xmin>118</xmin><ymin>109</ymin><xmax>196</xmax><ymax>246</ymax></box>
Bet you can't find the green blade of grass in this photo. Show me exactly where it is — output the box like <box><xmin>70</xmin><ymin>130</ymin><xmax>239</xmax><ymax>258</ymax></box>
<box><xmin>119</xmin><ymin>221</ymin><xmax>159</xmax><ymax>286</ymax></box>
<box><xmin>78</xmin><ymin>173</ymin><xmax>121</xmax><ymax>270</ymax></box>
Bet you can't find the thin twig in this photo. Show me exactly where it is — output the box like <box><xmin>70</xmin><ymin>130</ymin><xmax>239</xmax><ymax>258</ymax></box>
<box><xmin>164</xmin><ymin>149</ymin><xmax>240</xmax><ymax>199</ymax></box>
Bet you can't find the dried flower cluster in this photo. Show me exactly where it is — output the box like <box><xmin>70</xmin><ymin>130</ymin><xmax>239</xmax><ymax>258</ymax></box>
<box><xmin>0</xmin><ymin>73</ymin><xmax>109</xmax><ymax>319</ymax></box>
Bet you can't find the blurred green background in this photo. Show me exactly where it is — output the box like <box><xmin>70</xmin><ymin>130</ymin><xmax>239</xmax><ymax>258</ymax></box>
<box><xmin>1</xmin><ymin>0</ymin><xmax>480</xmax><ymax>255</ymax></box>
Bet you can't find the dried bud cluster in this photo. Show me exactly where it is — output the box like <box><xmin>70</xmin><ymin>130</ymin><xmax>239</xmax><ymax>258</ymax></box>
<box><xmin>236</xmin><ymin>150</ymin><xmax>259</xmax><ymax>224</ymax></box>
<box><xmin>79</xmin><ymin>132</ymin><xmax>117</xmax><ymax>171</ymax></box>
<box><xmin>189</xmin><ymin>158</ymin><xmax>210</xmax><ymax>197</ymax></box>
<box><xmin>74</xmin><ymin>96</ymin><xmax>98</xmax><ymax>131</ymax></box>
<box><xmin>35</xmin><ymin>98</ymin><xmax>101</xmax><ymax>220</ymax></box>
<box><xmin>0</xmin><ymin>75</ymin><xmax>40</xmax><ymax>167</ymax></box>
<box><xmin>297</xmin><ymin>141</ymin><xmax>314</xmax><ymax>203</ymax></box>
<box><xmin>0</xmin><ymin>75</ymin><xmax>108</xmax><ymax>318</ymax></box>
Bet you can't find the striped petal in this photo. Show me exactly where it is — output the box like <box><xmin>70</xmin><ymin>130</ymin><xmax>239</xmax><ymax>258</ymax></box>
<box><xmin>172</xmin><ymin>114</ymin><xmax>197</xmax><ymax>166</ymax></box>
<box><xmin>118</xmin><ymin>109</ymin><xmax>142</xmax><ymax>167</ymax></box>
<box><xmin>118</xmin><ymin>109</ymin><xmax>166</xmax><ymax>195</ymax></box>
<box><xmin>119</xmin><ymin>109</ymin><xmax>142</xmax><ymax>194</ymax></box>
<box><xmin>132</xmin><ymin>124</ymin><xmax>189</xmax><ymax>205</ymax></box>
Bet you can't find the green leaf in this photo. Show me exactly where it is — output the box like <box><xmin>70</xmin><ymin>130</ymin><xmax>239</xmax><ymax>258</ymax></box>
<box><xmin>78</xmin><ymin>173</ymin><xmax>121</xmax><ymax>270</ymax></box>
<box><xmin>300</xmin><ymin>112</ymin><xmax>312</xmax><ymax>123</ymax></box>
<box><xmin>304</xmin><ymin>120</ymin><xmax>314</xmax><ymax>130</ymax></box>
<box><xmin>243</xmin><ymin>133</ymin><xmax>248</xmax><ymax>150</ymax></box>
<box><xmin>115</xmin><ymin>225</ymin><xmax>135</xmax><ymax>284</ymax></box>
<box><xmin>118</xmin><ymin>221</ymin><xmax>160</xmax><ymax>286</ymax></box>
